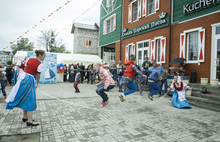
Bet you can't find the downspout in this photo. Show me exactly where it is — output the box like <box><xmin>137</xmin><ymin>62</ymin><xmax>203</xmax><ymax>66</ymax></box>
<box><xmin>119</xmin><ymin>0</ymin><xmax>124</xmax><ymax>60</ymax></box>
<box><xmin>169</xmin><ymin>0</ymin><xmax>172</xmax><ymax>65</ymax></box>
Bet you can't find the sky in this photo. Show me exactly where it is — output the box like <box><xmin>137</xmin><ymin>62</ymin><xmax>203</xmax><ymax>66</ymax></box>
<box><xmin>0</xmin><ymin>0</ymin><xmax>102</xmax><ymax>53</ymax></box>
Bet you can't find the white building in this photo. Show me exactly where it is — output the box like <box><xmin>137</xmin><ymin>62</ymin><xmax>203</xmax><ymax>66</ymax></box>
<box><xmin>71</xmin><ymin>23</ymin><xmax>99</xmax><ymax>55</ymax></box>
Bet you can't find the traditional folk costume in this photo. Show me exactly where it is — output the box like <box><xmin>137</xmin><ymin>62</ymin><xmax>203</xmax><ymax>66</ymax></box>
<box><xmin>14</xmin><ymin>55</ymin><xmax>26</xmax><ymax>85</ymax></box>
<box><xmin>170</xmin><ymin>81</ymin><xmax>192</xmax><ymax>109</ymax></box>
<box><xmin>6</xmin><ymin>58</ymin><xmax>44</xmax><ymax>111</ymax></box>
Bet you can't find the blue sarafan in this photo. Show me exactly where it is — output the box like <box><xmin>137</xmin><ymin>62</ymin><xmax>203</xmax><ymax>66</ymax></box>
<box><xmin>172</xmin><ymin>90</ymin><xmax>192</xmax><ymax>109</ymax></box>
<box><xmin>6</xmin><ymin>74</ymin><xmax>37</xmax><ymax>111</ymax></box>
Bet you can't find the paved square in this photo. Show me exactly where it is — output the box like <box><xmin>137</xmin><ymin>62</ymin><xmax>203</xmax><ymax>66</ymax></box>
<box><xmin>0</xmin><ymin>83</ymin><xmax>220</xmax><ymax>142</ymax></box>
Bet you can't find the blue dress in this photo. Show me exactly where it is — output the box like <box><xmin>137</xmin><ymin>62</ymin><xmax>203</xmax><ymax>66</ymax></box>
<box><xmin>13</xmin><ymin>70</ymin><xmax>17</xmax><ymax>86</ymax></box>
<box><xmin>6</xmin><ymin>74</ymin><xmax>37</xmax><ymax>111</ymax></box>
<box><xmin>171</xmin><ymin>90</ymin><xmax>192</xmax><ymax>109</ymax></box>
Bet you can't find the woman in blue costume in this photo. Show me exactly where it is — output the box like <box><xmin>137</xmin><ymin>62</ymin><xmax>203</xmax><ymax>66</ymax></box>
<box><xmin>14</xmin><ymin>55</ymin><xmax>27</xmax><ymax>85</ymax></box>
<box><xmin>6</xmin><ymin>50</ymin><xmax>45</xmax><ymax>126</ymax></box>
<box><xmin>165</xmin><ymin>76</ymin><xmax>192</xmax><ymax>109</ymax></box>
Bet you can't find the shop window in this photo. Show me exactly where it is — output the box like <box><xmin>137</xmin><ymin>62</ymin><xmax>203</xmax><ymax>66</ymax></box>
<box><xmin>86</xmin><ymin>40</ymin><xmax>92</xmax><ymax>47</ymax></box>
<box><xmin>148</xmin><ymin>0</ymin><xmax>155</xmax><ymax>15</ymax></box>
<box><xmin>187</xmin><ymin>32</ymin><xmax>199</xmax><ymax>62</ymax></box>
<box><xmin>132</xmin><ymin>1</ymin><xmax>138</xmax><ymax>22</ymax></box>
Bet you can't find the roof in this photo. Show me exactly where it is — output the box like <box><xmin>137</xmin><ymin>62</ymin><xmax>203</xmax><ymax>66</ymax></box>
<box><xmin>71</xmin><ymin>23</ymin><xmax>99</xmax><ymax>33</ymax></box>
<box><xmin>13</xmin><ymin>51</ymin><xmax>102</xmax><ymax>64</ymax></box>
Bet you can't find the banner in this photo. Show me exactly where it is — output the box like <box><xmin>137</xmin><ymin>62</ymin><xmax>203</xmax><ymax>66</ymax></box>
<box><xmin>27</xmin><ymin>52</ymin><xmax>57</xmax><ymax>84</ymax></box>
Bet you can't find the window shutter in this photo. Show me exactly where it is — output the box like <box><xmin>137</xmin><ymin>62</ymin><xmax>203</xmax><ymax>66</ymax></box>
<box><xmin>160</xmin><ymin>37</ymin><xmax>166</xmax><ymax>63</ymax></box>
<box><xmin>142</xmin><ymin>0</ymin><xmax>146</xmax><ymax>17</ymax></box>
<box><xmin>132</xmin><ymin>44</ymin><xmax>135</xmax><ymax>54</ymax></box>
<box><xmin>113</xmin><ymin>14</ymin><xmax>116</xmax><ymax>30</ymax></box>
<box><xmin>128</xmin><ymin>4</ymin><xmax>132</xmax><ymax>23</ymax></box>
<box><xmin>103</xmin><ymin>21</ymin><xmax>106</xmax><ymax>35</ymax></box>
<box><xmin>86</xmin><ymin>40</ymin><xmax>88</xmax><ymax>46</ymax></box>
<box><xmin>198</xmin><ymin>29</ymin><xmax>205</xmax><ymax>62</ymax></box>
<box><xmin>138</xmin><ymin>0</ymin><xmax>142</xmax><ymax>19</ymax></box>
<box><xmin>151</xmin><ymin>40</ymin><xmax>156</xmax><ymax>62</ymax></box>
<box><xmin>179</xmin><ymin>33</ymin><xmax>186</xmax><ymax>58</ymax></box>
<box><xmin>125</xmin><ymin>46</ymin><xmax>129</xmax><ymax>63</ymax></box>
<box><xmin>155</xmin><ymin>0</ymin><xmax>160</xmax><ymax>12</ymax></box>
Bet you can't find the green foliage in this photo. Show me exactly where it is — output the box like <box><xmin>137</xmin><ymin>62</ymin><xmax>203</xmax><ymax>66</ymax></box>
<box><xmin>11</xmin><ymin>38</ymin><xmax>34</xmax><ymax>56</ymax></box>
<box><xmin>39</xmin><ymin>30</ymin><xmax>70</xmax><ymax>53</ymax></box>
<box><xmin>7</xmin><ymin>60</ymin><xmax>12</xmax><ymax>65</ymax></box>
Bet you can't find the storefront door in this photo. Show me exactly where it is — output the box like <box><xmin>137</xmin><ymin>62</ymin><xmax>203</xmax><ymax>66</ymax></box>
<box><xmin>211</xmin><ymin>24</ymin><xmax>220</xmax><ymax>82</ymax></box>
<box><xmin>103</xmin><ymin>52</ymin><xmax>115</xmax><ymax>66</ymax></box>
<box><xmin>137</xmin><ymin>40</ymin><xmax>150</xmax><ymax>69</ymax></box>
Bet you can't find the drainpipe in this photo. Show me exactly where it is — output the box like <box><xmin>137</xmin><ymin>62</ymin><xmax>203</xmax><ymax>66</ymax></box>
<box><xmin>169</xmin><ymin>0</ymin><xmax>172</xmax><ymax>66</ymax></box>
<box><xmin>119</xmin><ymin>0</ymin><xmax>124</xmax><ymax>60</ymax></box>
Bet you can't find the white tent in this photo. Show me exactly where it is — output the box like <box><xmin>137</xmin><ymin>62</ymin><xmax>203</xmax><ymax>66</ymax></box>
<box><xmin>13</xmin><ymin>51</ymin><xmax>102</xmax><ymax>65</ymax></box>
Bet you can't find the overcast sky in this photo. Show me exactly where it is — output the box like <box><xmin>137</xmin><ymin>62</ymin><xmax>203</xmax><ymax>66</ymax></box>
<box><xmin>0</xmin><ymin>0</ymin><xmax>101</xmax><ymax>53</ymax></box>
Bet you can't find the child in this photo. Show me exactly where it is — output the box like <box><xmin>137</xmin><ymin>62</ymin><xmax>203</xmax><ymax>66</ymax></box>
<box><xmin>118</xmin><ymin>55</ymin><xmax>147</xmax><ymax>102</ymax></box>
<box><xmin>0</xmin><ymin>72</ymin><xmax>7</xmax><ymax>99</ymax></box>
<box><xmin>94</xmin><ymin>63</ymin><xmax>115</xmax><ymax>107</ymax></box>
<box><xmin>74</xmin><ymin>68</ymin><xmax>81</xmax><ymax>93</ymax></box>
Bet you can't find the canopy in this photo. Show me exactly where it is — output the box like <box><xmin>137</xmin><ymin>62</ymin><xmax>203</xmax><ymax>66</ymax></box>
<box><xmin>13</xmin><ymin>51</ymin><xmax>102</xmax><ymax>65</ymax></box>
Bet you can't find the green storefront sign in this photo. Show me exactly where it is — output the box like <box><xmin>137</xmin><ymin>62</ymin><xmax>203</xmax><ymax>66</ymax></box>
<box><xmin>122</xmin><ymin>12</ymin><xmax>169</xmax><ymax>39</ymax></box>
<box><xmin>173</xmin><ymin>0</ymin><xmax>220</xmax><ymax>23</ymax></box>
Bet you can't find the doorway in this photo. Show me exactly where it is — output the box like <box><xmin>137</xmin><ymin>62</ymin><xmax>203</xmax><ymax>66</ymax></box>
<box><xmin>137</xmin><ymin>40</ymin><xmax>150</xmax><ymax>69</ymax></box>
<box><xmin>211</xmin><ymin>23</ymin><xmax>220</xmax><ymax>82</ymax></box>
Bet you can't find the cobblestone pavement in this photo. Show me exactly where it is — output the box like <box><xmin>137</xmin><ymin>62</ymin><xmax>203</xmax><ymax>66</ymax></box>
<box><xmin>0</xmin><ymin>83</ymin><xmax>220</xmax><ymax>142</ymax></box>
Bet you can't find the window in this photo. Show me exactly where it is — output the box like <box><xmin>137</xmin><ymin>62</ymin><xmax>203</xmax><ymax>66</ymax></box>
<box><xmin>106</xmin><ymin>0</ymin><xmax>113</xmax><ymax>7</ymax></box>
<box><xmin>148</xmin><ymin>0</ymin><xmax>155</xmax><ymax>15</ymax></box>
<box><xmin>129</xmin><ymin>44</ymin><xmax>133</xmax><ymax>57</ymax></box>
<box><xmin>86</xmin><ymin>40</ymin><xmax>91</xmax><ymax>47</ymax></box>
<box><xmin>156</xmin><ymin>39</ymin><xmax>161</xmax><ymax>63</ymax></box>
<box><xmin>187</xmin><ymin>32</ymin><xmax>199</xmax><ymax>62</ymax></box>
<box><xmin>132</xmin><ymin>1</ymin><xmax>138</xmax><ymax>22</ymax></box>
<box><xmin>216</xmin><ymin>26</ymin><xmax>220</xmax><ymax>35</ymax></box>
<box><xmin>105</xmin><ymin>16</ymin><xmax>114</xmax><ymax>34</ymax></box>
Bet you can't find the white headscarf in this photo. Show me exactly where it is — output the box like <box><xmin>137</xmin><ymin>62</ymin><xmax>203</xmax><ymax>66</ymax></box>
<box><xmin>21</xmin><ymin>55</ymin><xmax>26</xmax><ymax>62</ymax></box>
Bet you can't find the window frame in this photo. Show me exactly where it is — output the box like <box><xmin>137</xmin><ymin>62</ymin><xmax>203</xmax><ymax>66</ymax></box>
<box><xmin>86</xmin><ymin>40</ymin><xmax>92</xmax><ymax>47</ymax></box>
<box><xmin>148</xmin><ymin>0</ymin><xmax>156</xmax><ymax>16</ymax></box>
<box><xmin>186</xmin><ymin>31</ymin><xmax>199</xmax><ymax>63</ymax></box>
<box><xmin>132</xmin><ymin>0</ymin><xmax>139</xmax><ymax>22</ymax></box>
<box><xmin>104</xmin><ymin>14</ymin><xmax>116</xmax><ymax>34</ymax></box>
<box><xmin>106</xmin><ymin>0</ymin><xmax>113</xmax><ymax>8</ymax></box>
<box><xmin>156</xmin><ymin>39</ymin><xmax>161</xmax><ymax>64</ymax></box>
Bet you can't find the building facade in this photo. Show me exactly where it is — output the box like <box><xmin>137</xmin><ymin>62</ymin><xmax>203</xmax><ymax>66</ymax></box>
<box><xmin>121</xmin><ymin>0</ymin><xmax>170</xmax><ymax>69</ymax></box>
<box><xmin>171</xmin><ymin>0</ymin><xmax>220</xmax><ymax>82</ymax></box>
<box><xmin>99</xmin><ymin>0</ymin><xmax>122</xmax><ymax>65</ymax></box>
<box><xmin>0</xmin><ymin>51</ymin><xmax>13</xmax><ymax>66</ymax></box>
<box><xmin>71</xmin><ymin>23</ymin><xmax>99</xmax><ymax>55</ymax></box>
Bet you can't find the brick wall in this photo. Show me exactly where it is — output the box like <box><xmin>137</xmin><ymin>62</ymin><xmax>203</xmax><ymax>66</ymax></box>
<box><xmin>171</xmin><ymin>12</ymin><xmax>220</xmax><ymax>83</ymax></box>
<box><xmin>118</xmin><ymin>0</ymin><xmax>171</xmax><ymax>70</ymax></box>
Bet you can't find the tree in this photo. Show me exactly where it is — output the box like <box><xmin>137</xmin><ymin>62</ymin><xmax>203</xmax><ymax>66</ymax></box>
<box><xmin>39</xmin><ymin>30</ymin><xmax>71</xmax><ymax>53</ymax></box>
<box><xmin>11</xmin><ymin>38</ymin><xmax>34</xmax><ymax>56</ymax></box>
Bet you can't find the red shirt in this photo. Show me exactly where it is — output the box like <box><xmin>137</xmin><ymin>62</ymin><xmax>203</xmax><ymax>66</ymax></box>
<box><xmin>123</xmin><ymin>60</ymin><xmax>135</xmax><ymax>78</ymax></box>
<box><xmin>25</xmin><ymin>58</ymin><xmax>42</xmax><ymax>75</ymax></box>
